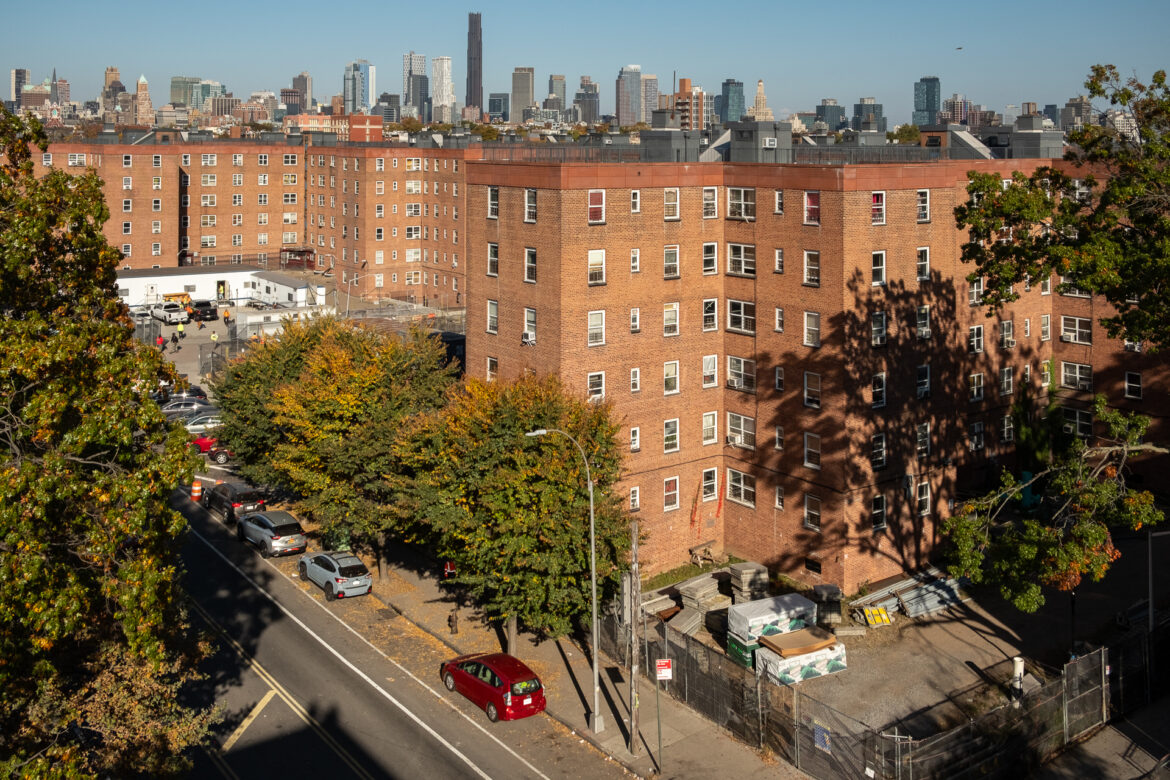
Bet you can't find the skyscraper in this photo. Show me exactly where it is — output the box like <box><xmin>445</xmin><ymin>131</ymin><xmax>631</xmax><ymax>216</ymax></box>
<box><xmin>465</xmin><ymin>12</ymin><xmax>482</xmax><ymax>111</ymax></box>
<box><xmin>134</xmin><ymin>75</ymin><xmax>154</xmax><ymax>126</ymax></box>
<box><xmin>548</xmin><ymin>74</ymin><xmax>565</xmax><ymax>110</ymax></box>
<box><xmin>720</xmin><ymin>79</ymin><xmax>744</xmax><ymax>124</ymax></box>
<box><xmin>913</xmin><ymin>76</ymin><xmax>941</xmax><ymax>126</ymax></box>
<box><xmin>343</xmin><ymin>60</ymin><xmax>374</xmax><ymax>114</ymax></box>
<box><xmin>488</xmin><ymin>92</ymin><xmax>509</xmax><ymax>122</ymax></box>
<box><xmin>746</xmin><ymin>80</ymin><xmax>775</xmax><ymax>122</ymax></box>
<box><xmin>814</xmin><ymin>98</ymin><xmax>842</xmax><ymax>129</ymax></box>
<box><xmin>103</xmin><ymin>66</ymin><xmax>120</xmax><ymax>93</ymax></box>
<box><xmin>615</xmin><ymin>65</ymin><xmax>641</xmax><ymax>127</ymax></box>
<box><xmin>403</xmin><ymin>51</ymin><xmax>426</xmax><ymax>110</ymax></box>
<box><xmin>432</xmin><ymin>56</ymin><xmax>455</xmax><ymax>123</ymax></box>
<box><xmin>293</xmin><ymin>71</ymin><xmax>313</xmax><ymax>109</ymax></box>
<box><xmin>511</xmin><ymin>67</ymin><xmax>534</xmax><ymax>117</ymax></box>
<box><xmin>573</xmin><ymin>76</ymin><xmax>600</xmax><ymax>124</ymax></box>
<box><xmin>640</xmin><ymin>73</ymin><xmax>658</xmax><ymax>124</ymax></box>
<box><xmin>10</xmin><ymin>68</ymin><xmax>30</xmax><ymax>104</ymax></box>
<box><xmin>170</xmin><ymin>76</ymin><xmax>200</xmax><ymax>107</ymax></box>
<box><xmin>851</xmin><ymin>97</ymin><xmax>887</xmax><ymax>132</ymax></box>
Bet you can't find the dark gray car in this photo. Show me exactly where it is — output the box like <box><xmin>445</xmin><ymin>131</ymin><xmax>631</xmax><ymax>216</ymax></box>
<box><xmin>298</xmin><ymin>551</ymin><xmax>373</xmax><ymax>600</ymax></box>
<box><xmin>202</xmin><ymin>482</ymin><xmax>265</xmax><ymax>524</ymax></box>
<box><xmin>236</xmin><ymin>510</ymin><xmax>307</xmax><ymax>558</ymax></box>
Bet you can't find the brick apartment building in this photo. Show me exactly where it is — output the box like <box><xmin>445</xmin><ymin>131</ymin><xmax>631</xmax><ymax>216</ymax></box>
<box><xmin>462</xmin><ymin>147</ymin><xmax>1168</xmax><ymax>592</ymax></box>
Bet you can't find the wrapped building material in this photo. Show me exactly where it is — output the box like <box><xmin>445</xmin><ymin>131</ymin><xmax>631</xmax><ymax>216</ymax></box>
<box><xmin>727</xmin><ymin>593</ymin><xmax>817</xmax><ymax>641</ymax></box>
<box><xmin>756</xmin><ymin>642</ymin><xmax>848</xmax><ymax>686</ymax></box>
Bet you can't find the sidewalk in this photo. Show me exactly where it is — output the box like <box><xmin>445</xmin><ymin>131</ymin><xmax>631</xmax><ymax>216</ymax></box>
<box><xmin>1036</xmin><ymin>696</ymin><xmax>1170</xmax><ymax>779</ymax></box>
<box><xmin>367</xmin><ymin>553</ymin><xmax>806</xmax><ymax>779</ymax></box>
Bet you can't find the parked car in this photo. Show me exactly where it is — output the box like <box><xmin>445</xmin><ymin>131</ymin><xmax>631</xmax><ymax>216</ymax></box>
<box><xmin>236</xmin><ymin>510</ymin><xmax>307</xmax><ymax>558</ymax></box>
<box><xmin>184</xmin><ymin>413</ymin><xmax>222</xmax><ymax>435</ymax></box>
<box><xmin>202</xmin><ymin>482</ymin><xmax>265</xmax><ymax>524</ymax></box>
<box><xmin>207</xmin><ymin>446</ymin><xmax>234</xmax><ymax>465</ymax></box>
<box><xmin>170</xmin><ymin>384</ymin><xmax>208</xmax><ymax>401</ymax></box>
<box><xmin>151</xmin><ymin>302</ymin><xmax>189</xmax><ymax>324</ymax></box>
<box><xmin>128</xmin><ymin>306</ymin><xmax>152</xmax><ymax>323</ymax></box>
<box><xmin>190</xmin><ymin>433</ymin><xmax>218</xmax><ymax>453</ymax></box>
<box><xmin>161</xmin><ymin>398</ymin><xmax>214</xmax><ymax>419</ymax></box>
<box><xmin>191</xmin><ymin>300</ymin><xmax>218</xmax><ymax>321</ymax></box>
<box><xmin>439</xmin><ymin>653</ymin><xmax>547</xmax><ymax>722</ymax></box>
<box><xmin>298</xmin><ymin>551</ymin><xmax>373</xmax><ymax>600</ymax></box>
<box><xmin>245</xmin><ymin>299</ymin><xmax>272</xmax><ymax>310</ymax></box>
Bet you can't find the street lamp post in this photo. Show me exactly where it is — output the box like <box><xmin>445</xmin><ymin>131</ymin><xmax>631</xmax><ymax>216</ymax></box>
<box><xmin>526</xmin><ymin>427</ymin><xmax>604</xmax><ymax>735</ymax></box>
<box><xmin>344</xmin><ymin>262</ymin><xmax>368</xmax><ymax>318</ymax></box>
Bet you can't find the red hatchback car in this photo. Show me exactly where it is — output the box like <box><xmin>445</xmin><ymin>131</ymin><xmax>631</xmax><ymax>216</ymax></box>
<box><xmin>439</xmin><ymin>653</ymin><xmax>546</xmax><ymax>722</ymax></box>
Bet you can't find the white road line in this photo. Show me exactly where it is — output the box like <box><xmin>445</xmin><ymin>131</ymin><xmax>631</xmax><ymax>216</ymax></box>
<box><xmin>221</xmin><ymin>688</ymin><xmax>276</xmax><ymax>753</ymax></box>
<box><xmin>190</xmin><ymin>527</ymin><xmax>549</xmax><ymax>780</ymax></box>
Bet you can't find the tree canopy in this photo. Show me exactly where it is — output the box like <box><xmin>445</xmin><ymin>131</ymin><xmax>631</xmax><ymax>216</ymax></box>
<box><xmin>0</xmin><ymin>108</ymin><xmax>213</xmax><ymax>775</ymax></box>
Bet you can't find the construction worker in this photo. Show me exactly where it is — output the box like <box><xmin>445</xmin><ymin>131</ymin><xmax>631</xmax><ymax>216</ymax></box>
<box><xmin>222</xmin><ymin>308</ymin><xmax>231</xmax><ymax>326</ymax></box>
<box><xmin>156</xmin><ymin>334</ymin><xmax>166</xmax><ymax>352</ymax></box>
<box><xmin>176</xmin><ymin>321</ymin><xmax>185</xmax><ymax>339</ymax></box>
<box><xmin>170</xmin><ymin>332</ymin><xmax>179</xmax><ymax>352</ymax></box>
<box><xmin>209</xmin><ymin>331</ymin><xmax>219</xmax><ymax>349</ymax></box>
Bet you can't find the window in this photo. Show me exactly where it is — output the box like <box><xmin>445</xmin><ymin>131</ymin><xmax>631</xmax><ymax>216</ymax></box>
<box><xmin>231</xmin><ymin>173</ymin><xmax>243</xmax><ymax>187</ymax></box>
<box><xmin>629</xmin><ymin>368</ymin><xmax>640</xmax><ymax>393</ymax></box>
<box><xmin>151</xmin><ymin>243</ymin><xmax>161</xmax><ymax>256</ymax></box>
<box><xmin>122</xmin><ymin>222</ymin><xmax>131</xmax><ymax>235</ymax></box>
<box><xmin>1041</xmin><ymin>276</ymin><xmax>1052</xmax><ymax>295</ymax></box>
<box><xmin>1025</xmin><ymin>319</ymin><xmax>1031</xmax><ymax>338</ymax></box>
<box><xmin>375</xmin><ymin>227</ymin><xmax>384</xmax><ymax>241</ymax></box>
<box><xmin>871</xmin><ymin>311</ymin><xmax>887</xmax><ymax>347</ymax></box>
<box><xmin>258</xmin><ymin>174</ymin><xmax>269</xmax><ymax>186</ymax></box>
<box><xmin>1041</xmin><ymin>315</ymin><xmax>1051</xmax><ymax>341</ymax></box>
<box><xmin>663</xmin><ymin>246</ymin><xmax>680</xmax><ymax>278</ymax></box>
<box><xmin>234</xmin><ymin>194</ymin><xmax>244</xmax><ymax>206</ymax></box>
<box><xmin>774</xmin><ymin>190</ymin><xmax>784</xmax><ymax>214</ymax></box>
<box><xmin>1061</xmin><ymin>316</ymin><xmax>1092</xmax><ymax>344</ymax></box>
<box><xmin>773</xmin><ymin>249</ymin><xmax>784</xmax><ymax>274</ymax></box>
<box><xmin>702</xmin><ymin>355</ymin><xmax>717</xmax><ymax>388</ymax></box>
<box><xmin>67</xmin><ymin>153</ymin><xmax>85</xmax><ymax>167</ymax></box>
<box><xmin>664</xmin><ymin>477</ymin><xmax>680</xmax><ymax>511</ymax></box>
<box><xmin>232</xmin><ymin>234</ymin><xmax>243</xmax><ymax>247</ymax></box>
<box><xmin>803</xmin><ymin>251</ymin><xmax>820</xmax><ymax>286</ymax></box>
<box><xmin>871</xmin><ymin>433</ymin><xmax>886</xmax><ymax>469</ymax></box>
<box><xmin>969</xmin><ymin>276</ymin><xmax>984</xmax><ymax>305</ymax></box>
<box><xmin>916</xmin><ymin>423</ymin><xmax>930</xmax><ymax>459</ymax></box>
<box><xmin>282</xmin><ymin>193</ymin><xmax>297</xmax><ymax>204</ymax></box>
<box><xmin>804</xmin><ymin>495</ymin><xmax>822</xmax><ymax>531</ymax></box>
<box><xmin>588</xmin><ymin>190</ymin><xmax>605</xmax><ymax>223</ymax></box>
<box><xmin>728</xmin><ymin>358</ymin><xmax>755</xmax><ymax>392</ymax></box>
<box><xmin>774</xmin><ymin>367</ymin><xmax>785</xmax><ymax>391</ymax></box>
<box><xmin>121</xmin><ymin>244</ymin><xmax>131</xmax><ymax>256</ymax></box>
<box><xmin>630</xmin><ymin>427</ymin><xmax>640</xmax><ymax>451</ymax></box>
<box><xmin>803</xmin><ymin>372</ymin><xmax>821</xmax><ymax>408</ymax></box>
<box><xmin>727</xmin><ymin>413</ymin><xmax>755</xmax><ymax>448</ymax></box>
<box><xmin>969</xmin><ymin>372</ymin><xmax>984</xmax><ymax>401</ymax></box>
<box><xmin>1125</xmin><ymin>372</ymin><xmax>1142</xmax><ymax>400</ymax></box>
<box><xmin>588</xmin><ymin>311</ymin><xmax>605</xmax><ymax>345</ymax></box>
<box><xmin>1000</xmin><ymin>320</ymin><xmax>1015</xmax><ymax>349</ymax></box>
<box><xmin>152</xmin><ymin>176</ymin><xmax>162</xmax><ymax>190</ymax></box>
<box><xmin>281</xmin><ymin>231</ymin><xmax>296</xmax><ymax>244</ymax></box>
<box><xmin>916</xmin><ymin>481</ymin><xmax>931</xmax><ymax>516</ymax></box>
<box><xmin>872</xmin><ymin>251</ymin><xmax>886</xmax><ymax>286</ymax></box>
<box><xmin>917</xmin><ymin>189</ymin><xmax>930</xmax><ymax>222</ymax></box>
<box><xmin>122</xmin><ymin>154</ymin><xmax>132</xmax><ymax>168</ymax></box>
<box><xmin>282</xmin><ymin>154</ymin><xmax>297</xmax><ymax>166</ymax></box>
<box><xmin>151</xmin><ymin>221</ymin><xmax>160</xmax><ymax>234</ymax></box>
<box><xmin>702</xmin><ymin>299</ymin><xmax>717</xmax><ymax>331</ymax></box>
<box><xmin>486</xmin><ymin>300</ymin><xmax>498</xmax><ymax>333</ymax></box>
<box><xmin>772</xmin><ymin>425</ymin><xmax>785</xmax><ymax>450</ymax></box>
<box><xmin>871</xmin><ymin>495</ymin><xmax>887</xmax><ymax>531</ymax></box>
<box><xmin>1062</xmin><ymin>362</ymin><xmax>1093</xmax><ymax>391</ymax></box>
<box><xmin>122</xmin><ymin>176</ymin><xmax>132</xmax><ymax>190</ymax></box>
<box><xmin>582</xmin><ymin>372</ymin><xmax>604</xmax><ymax>401</ymax></box>
<box><xmin>917</xmin><ymin>365</ymin><xmax>931</xmax><ymax>399</ymax></box>
<box><xmin>1063</xmin><ymin>407</ymin><xmax>1093</xmax><ymax>438</ymax></box>
<box><xmin>257</xmin><ymin>194</ymin><xmax>267</xmax><ymax>206</ymax></box>
<box><xmin>916</xmin><ymin>247</ymin><xmax>930</xmax><ymax>280</ymax></box>
<box><xmin>1042</xmin><ymin>360</ymin><xmax>1053</xmax><ymax>387</ymax></box>
<box><xmin>630</xmin><ymin>249</ymin><xmax>640</xmax><ymax>273</ymax></box>
<box><xmin>872</xmin><ymin>373</ymin><xmax>887</xmax><ymax>408</ymax></box>
<box><xmin>728</xmin><ymin>244</ymin><xmax>754</xmax><ymax>276</ymax></box>
<box><xmin>630</xmin><ymin>487</ymin><xmax>640</xmax><ymax>511</ymax></box>
<box><xmin>916</xmin><ymin>306</ymin><xmax>931</xmax><ymax>339</ymax></box>
<box><xmin>702</xmin><ymin>468</ymin><xmax>718</xmax><ymax>500</ymax></box>
<box><xmin>871</xmin><ymin>191</ymin><xmax>886</xmax><ymax>225</ymax></box>
<box><xmin>375</xmin><ymin>157</ymin><xmax>384</xmax><ymax>172</ymax></box>
<box><xmin>1002</xmin><ymin>415</ymin><xmax>1015</xmax><ymax>443</ymax></box>
<box><xmin>200</xmin><ymin>235</ymin><xmax>216</xmax><ymax>248</ymax></box>
<box><xmin>282</xmin><ymin>212</ymin><xmax>296</xmax><ymax>225</ymax></box>
<box><xmin>969</xmin><ymin>325</ymin><xmax>984</xmax><ymax>354</ymax></box>
<box><xmin>969</xmin><ymin>421</ymin><xmax>985</xmax><ymax>452</ymax></box>
<box><xmin>524</xmin><ymin>248</ymin><xmax>537</xmax><ymax>283</ymax></box>
<box><xmin>702</xmin><ymin>412</ymin><xmax>717</xmax><ymax>444</ymax></box>
<box><xmin>1000</xmin><ymin>368</ymin><xmax>1014</xmax><ymax>396</ymax></box>
<box><xmin>630</xmin><ymin>190</ymin><xmax>640</xmax><ymax>213</ymax></box>
<box><xmin>702</xmin><ymin>187</ymin><xmax>717</xmax><ymax>218</ymax></box>
<box><xmin>774</xmin><ymin>307</ymin><xmax>785</xmax><ymax>332</ymax></box>
<box><xmin>804</xmin><ymin>191</ymin><xmax>820</xmax><ymax>225</ymax></box>
<box><xmin>181</xmin><ymin>153</ymin><xmax>191</xmax><ymax>166</ymax></box>
<box><xmin>486</xmin><ymin>243</ymin><xmax>499</xmax><ymax>276</ymax></box>
<box><xmin>123</xmin><ymin>199</ymin><xmax>132</xmax><ymax>212</ymax></box>
<box><xmin>804</xmin><ymin>433</ymin><xmax>821</xmax><ymax>469</ymax></box>
<box><xmin>663</xmin><ymin>303</ymin><xmax>679</xmax><ymax>336</ymax></box>
<box><xmin>664</xmin><ymin>419</ymin><xmax>679</xmax><ymax>452</ymax></box>
<box><xmin>630</xmin><ymin>308</ymin><xmax>641</xmax><ymax>333</ymax></box>
<box><xmin>664</xmin><ymin>361</ymin><xmax>679</xmax><ymax>394</ymax></box>
<box><xmin>405</xmin><ymin>157</ymin><xmax>421</xmax><ymax>171</ymax></box>
<box><xmin>702</xmin><ymin>243</ymin><xmax>718</xmax><ymax>274</ymax></box>
<box><xmin>803</xmin><ymin>312</ymin><xmax>821</xmax><ymax>347</ymax></box>
<box><xmin>727</xmin><ymin>469</ymin><xmax>755</xmax><ymax>507</ymax></box>
<box><xmin>728</xmin><ymin>188</ymin><xmax>755</xmax><ymax>220</ymax></box>
<box><xmin>728</xmin><ymin>300</ymin><xmax>756</xmax><ymax>334</ymax></box>
<box><xmin>524</xmin><ymin>308</ymin><xmax>537</xmax><ymax>342</ymax></box>
<box><xmin>663</xmin><ymin>188</ymin><xmax>679</xmax><ymax>220</ymax></box>
<box><xmin>282</xmin><ymin>173</ymin><xmax>297</xmax><ymax>186</ymax></box>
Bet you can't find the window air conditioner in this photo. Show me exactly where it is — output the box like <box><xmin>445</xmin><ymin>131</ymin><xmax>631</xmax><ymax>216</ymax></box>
<box><xmin>917</xmin><ymin>387</ymin><xmax>930</xmax><ymax>399</ymax></box>
<box><xmin>762</xmin><ymin>137</ymin><xmax>777</xmax><ymax>148</ymax></box>
<box><xmin>521</xmin><ymin>332</ymin><xmax>535</xmax><ymax>346</ymax></box>
<box><xmin>917</xmin><ymin>327</ymin><xmax>932</xmax><ymax>339</ymax></box>
<box><xmin>1002</xmin><ymin>338</ymin><xmax>1016</xmax><ymax>348</ymax></box>
<box><xmin>726</xmin><ymin>434</ymin><xmax>743</xmax><ymax>447</ymax></box>
<box><xmin>728</xmin><ymin>377</ymin><xmax>743</xmax><ymax>389</ymax></box>
<box><xmin>1077</xmin><ymin>381</ymin><xmax>1092</xmax><ymax>391</ymax></box>
<box><xmin>1059</xmin><ymin>334</ymin><xmax>1074</xmax><ymax>343</ymax></box>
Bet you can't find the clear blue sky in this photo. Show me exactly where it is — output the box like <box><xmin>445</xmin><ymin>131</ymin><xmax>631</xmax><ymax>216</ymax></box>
<box><xmin>8</xmin><ymin>0</ymin><xmax>1168</xmax><ymax>123</ymax></box>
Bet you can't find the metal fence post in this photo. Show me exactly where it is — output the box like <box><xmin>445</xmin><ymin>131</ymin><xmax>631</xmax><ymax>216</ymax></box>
<box><xmin>793</xmin><ymin>688</ymin><xmax>800</xmax><ymax>770</ymax></box>
<box><xmin>1100</xmin><ymin>647</ymin><xmax>1109</xmax><ymax>726</ymax></box>
<box><xmin>756</xmin><ymin>672</ymin><xmax>764</xmax><ymax>750</ymax></box>
<box><xmin>1062</xmin><ymin>662</ymin><xmax>1071</xmax><ymax>745</ymax></box>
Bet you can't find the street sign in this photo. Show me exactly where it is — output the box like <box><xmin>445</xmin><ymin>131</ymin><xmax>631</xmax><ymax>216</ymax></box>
<box><xmin>655</xmin><ymin>659</ymin><xmax>673</xmax><ymax>681</ymax></box>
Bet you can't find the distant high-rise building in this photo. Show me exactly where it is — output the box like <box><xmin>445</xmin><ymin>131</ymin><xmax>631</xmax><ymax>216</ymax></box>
<box><xmin>465</xmin><ymin>12</ymin><xmax>482</xmax><ymax>111</ymax></box>
<box><xmin>615</xmin><ymin>65</ymin><xmax>641</xmax><ymax>127</ymax></box>
<box><xmin>373</xmin><ymin>92</ymin><xmax>401</xmax><ymax>123</ymax></box>
<box><xmin>170</xmin><ymin>76</ymin><xmax>200</xmax><ymax>107</ymax></box>
<box><xmin>548</xmin><ymin>74</ymin><xmax>565</xmax><ymax>110</ymax></box>
<box><xmin>1021</xmin><ymin>101</ymin><xmax>1038</xmax><ymax>116</ymax></box>
<box><xmin>640</xmin><ymin>74</ymin><xmax>658</xmax><ymax>124</ymax></box>
<box><xmin>851</xmin><ymin>97</ymin><xmax>887</xmax><ymax>132</ymax></box>
<box><xmin>939</xmin><ymin>93</ymin><xmax>971</xmax><ymax>125</ymax></box>
<box><xmin>343</xmin><ymin>59</ymin><xmax>374</xmax><ymax>114</ymax></box>
<box><xmin>913</xmin><ymin>76</ymin><xmax>941</xmax><ymax>126</ymax></box>
<box><xmin>409</xmin><ymin>74</ymin><xmax>430</xmax><ymax>122</ymax></box>
<box><xmin>1043</xmin><ymin>104</ymin><xmax>1060</xmax><ymax>125</ymax></box>
<box><xmin>746</xmin><ymin>80</ymin><xmax>775</xmax><ymax>122</ymax></box>
<box><xmin>133</xmin><ymin>75</ymin><xmax>154</xmax><ymax>126</ymax></box>
<box><xmin>403</xmin><ymin>51</ymin><xmax>427</xmax><ymax>109</ymax></box>
<box><xmin>1002</xmin><ymin>104</ymin><xmax>1018</xmax><ymax>126</ymax></box>
<box><xmin>669</xmin><ymin>78</ymin><xmax>707</xmax><ymax>130</ymax></box>
<box><xmin>488</xmin><ymin>92</ymin><xmax>509</xmax><ymax>122</ymax></box>
<box><xmin>511</xmin><ymin>67</ymin><xmax>534</xmax><ymax>117</ymax></box>
<box><xmin>281</xmin><ymin>87</ymin><xmax>304</xmax><ymax>115</ymax></box>
<box><xmin>432</xmin><ymin>56</ymin><xmax>455</xmax><ymax>123</ymax></box>
<box><xmin>1061</xmin><ymin>95</ymin><xmax>1093</xmax><ymax>131</ymax></box>
<box><xmin>10</xmin><ymin>68</ymin><xmax>30</xmax><ymax>104</ymax></box>
<box><xmin>293</xmin><ymin>71</ymin><xmax>313</xmax><ymax>109</ymax></box>
<box><xmin>103</xmin><ymin>66</ymin><xmax>120</xmax><ymax>93</ymax></box>
<box><xmin>573</xmin><ymin>76</ymin><xmax>599</xmax><ymax>124</ymax></box>
<box><xmin>720</xmin><ymin>79</ymin><xmax>744</xmax><ymax>124</ymax></box>
<box><xmin>54</xmin><ymin>77</ymin><xmax>70</xmax><ymax>105</ymax></box>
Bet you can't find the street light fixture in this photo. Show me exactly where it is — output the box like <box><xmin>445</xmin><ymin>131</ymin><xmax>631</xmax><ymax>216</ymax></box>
<box><xmin>525</xmin><ymin>427</ymin><xmax>604</xmax><ymax>735</ymax></box>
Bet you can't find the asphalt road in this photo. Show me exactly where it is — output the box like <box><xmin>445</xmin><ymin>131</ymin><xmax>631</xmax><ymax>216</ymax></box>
<box><xmin>180</xmin><ymin>492</ymin><xmax>627</xmax><ymax>780</ymax></box>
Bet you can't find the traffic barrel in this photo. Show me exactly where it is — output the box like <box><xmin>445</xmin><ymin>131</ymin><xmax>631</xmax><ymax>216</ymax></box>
<box><xmin>191</xmin><ymin>480</ymin><xmax>202</xmax><ymax>502</ymax></box>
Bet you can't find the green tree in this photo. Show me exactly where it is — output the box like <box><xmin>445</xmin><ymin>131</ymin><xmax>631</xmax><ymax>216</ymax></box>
<box><xmin>886</xmin><ymin>124</ymin><xmax>921</xmax><ymax>144</ymax></box>
<box><xmin>0</xmin><ymin>109</ymin><xmax>214</xmax><ymax>775</ymax></box>
<box><xmin>396</xmin><ymin>375</ymin><xmax>628</xmax><ymax>644</ymax></box>
<box><xmin>471</xmin><ymin>123</ymin><xmax>500</xmax><ymax>142</ymax></box>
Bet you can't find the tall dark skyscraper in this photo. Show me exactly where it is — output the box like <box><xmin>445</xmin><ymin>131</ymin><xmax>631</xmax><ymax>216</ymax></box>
<box><xmin>465</xmin><ymin>12</ymin><xmax>483</xmax><ymax>111</ymax></box>
<box><xmin>720</xmin><ymin>79</ymin><xmax>744</xmax><ymax>123</ymax></box>
<box><xmin>913</xmin><ymin>76</ymin><xmax>941</xmax><ymax>126</ymax></box>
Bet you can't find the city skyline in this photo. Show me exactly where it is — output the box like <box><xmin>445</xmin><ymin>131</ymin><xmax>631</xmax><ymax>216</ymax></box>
<box><xmin>6</xmin><ymin>0</ymin><xmax>1168</xmax><ymax>123</ymax></box>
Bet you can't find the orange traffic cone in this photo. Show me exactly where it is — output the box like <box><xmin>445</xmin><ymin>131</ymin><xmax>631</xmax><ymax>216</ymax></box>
<box><xmin>191</xmin><ymin>480</ymin><xmax>202</xmax><ymax>502</ymax></box>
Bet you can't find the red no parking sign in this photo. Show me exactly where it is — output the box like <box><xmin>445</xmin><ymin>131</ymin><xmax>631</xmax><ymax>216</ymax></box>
<box><xmin>655</xmin><ymin>659</ymin><xmax>673</xmax><ymax>681</ymax></box>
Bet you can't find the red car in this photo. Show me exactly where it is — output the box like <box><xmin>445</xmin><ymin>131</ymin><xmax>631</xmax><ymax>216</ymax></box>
<box><xmin>439</xmin><ymin>653</ymin><xmax>546</xmax><ymax>722</ymax></box>
<box><xmin>191</xmin><ymin>433</ymin><xmax>218</xmax><ymax>453</ymax></box>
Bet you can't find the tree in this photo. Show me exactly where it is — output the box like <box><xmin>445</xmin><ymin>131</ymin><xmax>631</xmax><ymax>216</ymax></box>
<box><xmin>395</xmin><ymin>375</ymin><xmax>629</xmax><ymax>643</ymax></box>
<box><xmin>470</xmin><ymin>123</ymin><xmax>500</xmax><ymax>142</ymax></box>
<box><xmin>886</xmin><ymin>124</ymin><xmax>921</xmax><ymax>144</ymax></box>
<box><xmin>0</xmin><ymin>108</ymin><xmax>214</xmax><ymax>775</ymax></box>
<box><xmin>947</xmin><ymin>66</ymin><xmax>1170</xmax><ymax>610</ymax></box>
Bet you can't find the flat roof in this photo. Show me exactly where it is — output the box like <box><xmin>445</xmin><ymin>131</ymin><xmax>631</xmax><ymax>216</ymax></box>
<box><xmin>117</xmin><ymin>265</ymin><xmax>265</xmax><ymax>279</ymax></box>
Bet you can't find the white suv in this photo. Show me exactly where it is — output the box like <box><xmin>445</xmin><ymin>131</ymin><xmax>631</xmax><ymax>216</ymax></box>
<box><xmin>151</xmin><ymin>302</ymin><xmax>189</xmax><ymax>324</ymax></box>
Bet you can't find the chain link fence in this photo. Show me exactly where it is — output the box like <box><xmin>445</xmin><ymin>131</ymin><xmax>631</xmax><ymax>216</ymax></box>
<box><xmin>1109</xmin><ymin>619</ymin><xmax>1170</xmax><ymax>716</ymax></box>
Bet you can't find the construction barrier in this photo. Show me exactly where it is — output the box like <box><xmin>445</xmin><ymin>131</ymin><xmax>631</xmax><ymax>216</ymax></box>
<box><xmin>191</xmin><ymin>480</ymin><xmax>202</xmax><ymax>502</ymax></box>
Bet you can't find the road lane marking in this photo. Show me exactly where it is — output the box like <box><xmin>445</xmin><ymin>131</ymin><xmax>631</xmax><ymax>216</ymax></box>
<box><xmin>221</xmin><ymin>688</ymin><xmax>276</xmax><ymax>753</ymax></box>
<box><xmin>190</xmin><ymin>601</ymin><xmax>375</xmax><ymax>780</ymax></box>
<box><xmin>201</xmin><ymin>745</ymin><xmax>241</xmax><ymax>780</ymax></box>
<box><xmin>189</xmin><ymin>528</ymin><xmax>501</xmax><ymax>780</ymax></box>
